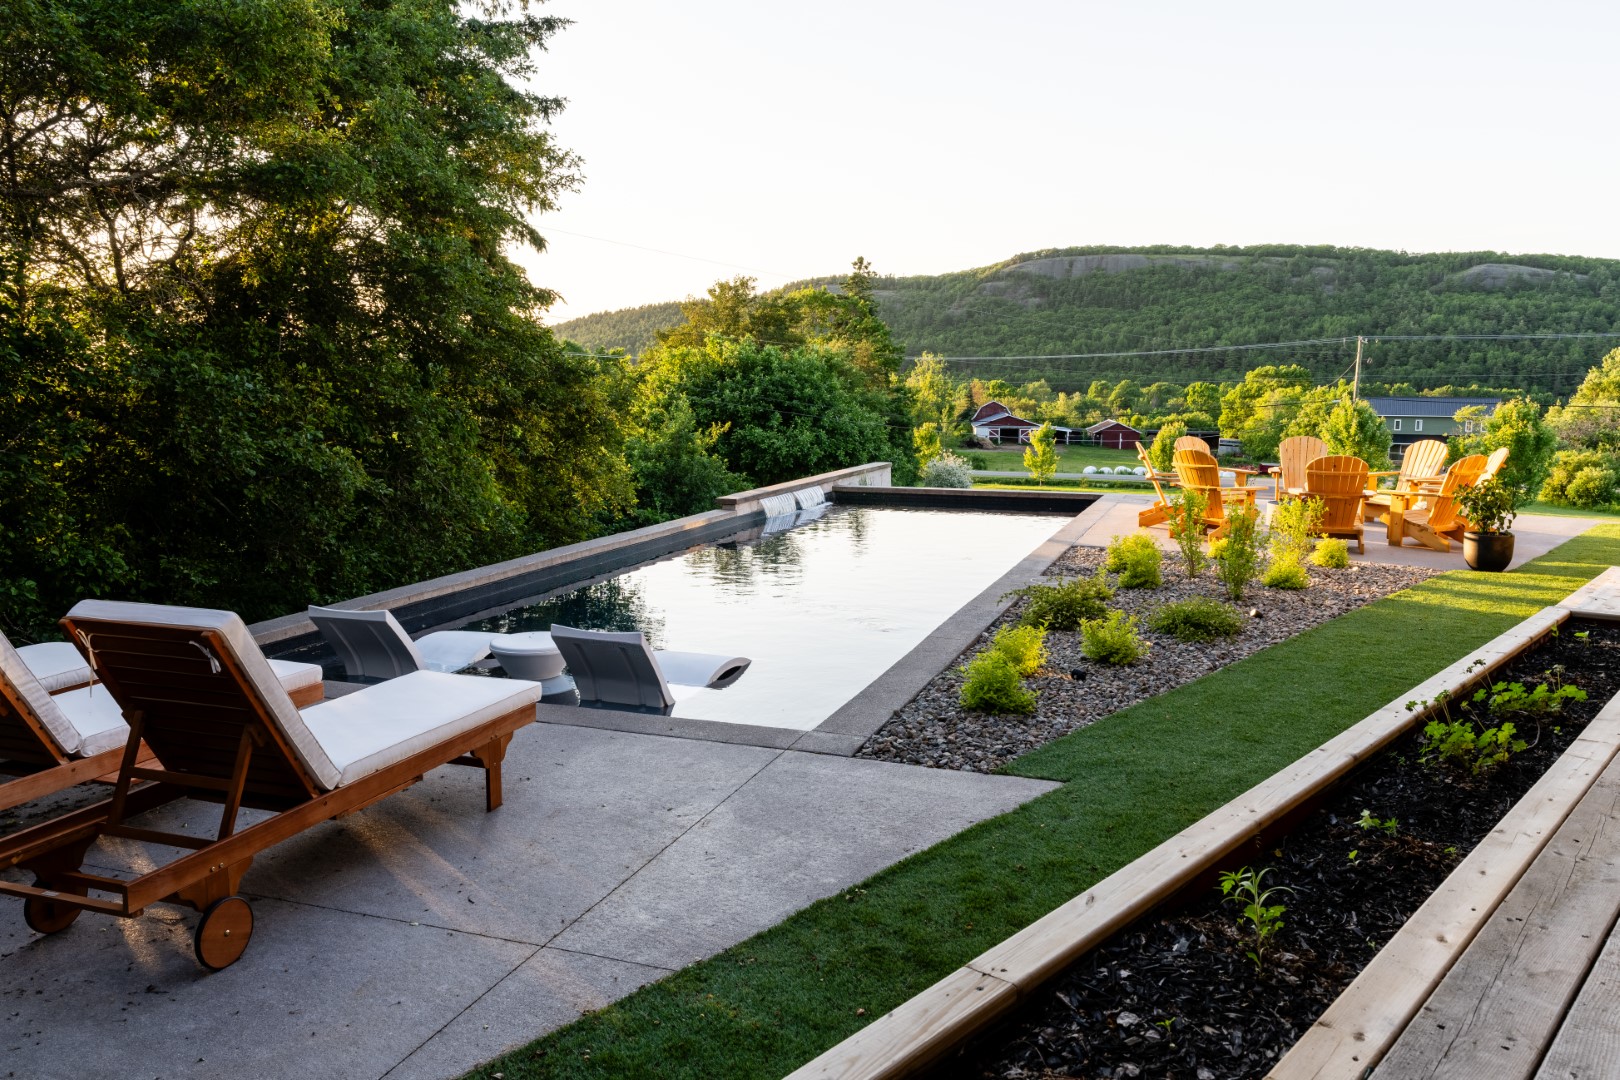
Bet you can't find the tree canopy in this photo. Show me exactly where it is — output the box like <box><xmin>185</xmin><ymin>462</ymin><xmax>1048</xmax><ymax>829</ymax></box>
<box><xmin>2</xmin><ymin>0</ymin><xmax>629</xmax><ymax>637</ymax></box>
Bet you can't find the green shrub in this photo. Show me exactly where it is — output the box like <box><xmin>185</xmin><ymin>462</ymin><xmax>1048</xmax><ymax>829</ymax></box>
<box><xmin>1262</xmin><ymin>554</ymin><xmax>1310</xmax><ymax>590</ymax></box>
<box><xmin>919</xmin><ymin>452</ymin><xmax>972</xmax><ymax>488</ymax></box>
<box><xmin>1310</xmin><ymin>538</ymin><xmax>1351</xmax><ymax>568</ymax></box>
<box><xmin>1567</xmin><ymin>466</ymin><xmax>1618</xmax><ymax>509</ymax></box>
<box><xmin>1207</xmin><ymin>536</ymin><xmax>1228</xmax><ymax>561</ymax></box>
<box><xmin>1105</xmin><ymin>533</ymin><xmax>1163</xmax><ymax>588</ymax></box>
<box><xmin>989</xmin><ymin>623</ymin><xmax>1047</xmax><ymax>676</ymax></box>
<box><xmin>1167</xmin><ymin>488</ymin><xmax>1208</xmax><ymax>578</ymax></box>
<box><xmin>1148</xmin><ymin>597</ymin><xmax>1245</xmax><ymax>642</ymax></box>
<box><xmin>1540</xmin><ymin>449</ymin><xmax>1617</xmax><ymax>508</ymax></box>
<box><xmin>1268</xmin><ymin>497</ymin><xmax>1324</xmax><ymax>565</ymax></box>
<box><xmin>1421</xmin><ymin>718</ymin><xmax>1526</xmax><ymax>774</ymax></box>
<box><xmin>1080</xmin><ymin>609</ymin><xmax>1149</xmax><ymax>665</ymax></box>
<box><xmin>958</xmin><ymin>651</ymin><xmax>1037</xmax><ymax>714</ymax></box>
<box><xmin>1005</xmin><ymin>570</ymin><xmax>1113</xmax><ymax>630</ymax></box>
<box><xmin>1213</xmin><ymin>506</ymin><xmax>1263</xmax><ymax>601</ymax></box>
<box><xmin>1148</xmin><ymin>421</ymin><xmax>1187</xmax><ymax>473</ymax></box>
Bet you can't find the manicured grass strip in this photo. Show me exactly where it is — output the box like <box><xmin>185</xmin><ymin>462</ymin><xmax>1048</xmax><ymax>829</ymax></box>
<box><xmin>467</xmin><ymin>525</ymin><xmax>1620</xmax><ymax>1080</ymax></box>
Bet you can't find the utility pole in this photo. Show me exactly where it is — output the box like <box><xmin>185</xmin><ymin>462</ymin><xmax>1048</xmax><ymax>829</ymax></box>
<box><xmin>1352</xmin><ymin>335</ymin><xmax>1364</xmax><ymax>401</ymax></box>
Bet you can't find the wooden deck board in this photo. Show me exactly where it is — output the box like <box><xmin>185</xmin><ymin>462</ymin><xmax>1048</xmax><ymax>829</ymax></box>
<box><xmin>1534</xmin><ymin>920</ymin><xmax>1620</xmax><ymax>1079</ymax></box>
<box><xmin>1371</xmin><ymin>755</ymin><xmax>1620</xmax><ymax>1079</ymax></box>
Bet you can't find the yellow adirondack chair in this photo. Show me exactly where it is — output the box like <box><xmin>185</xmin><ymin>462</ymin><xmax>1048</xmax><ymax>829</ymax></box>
<box><xmin>1135</xmin><ymin>443</ymin><xmax>1178</xmax><ymax>528</ymax></box>
<box><xmin>1303</xmin><ymin>455</ymin><xmax>1369</xmax><ymax>554</ymax></box>
<box><xmin>1389</xmin><ymin>454</ymin><xmax>1488</xmax><ymax>551</ymax></box>
<box><xmin>1478</xmin><ymin>446</ymin><xmax>1510</xmax><ymax>484</ymax></box>
<box><xmin>1173</xmin><ymin>448</ymin><xmax>1256</xmax><ymax>539</ymax></box>
<box><xmin>1364</xmin><ymin>439</ymin><xmax>1448</xmax><ymax>522</ymax></box>
<box><xmin>1270</xmin><ymin>436</ymin><xmax>1328</xmax><ymax>500</ymax></box>
<box><xmin>1174</xmin><ymin>435</ymin><xmax>1211</xmax><ymax>455</ymax></box>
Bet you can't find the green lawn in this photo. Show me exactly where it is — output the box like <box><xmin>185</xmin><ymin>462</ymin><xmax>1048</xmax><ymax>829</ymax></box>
<box><xmin>467</xmin><ymin>525</ymin><xmax>1620</xmax><ymax>1080</ymax></box>
<box><xmin>1521</xmin><ymin>500</ymin><xmax>1620</xmax><ymax>520</ymax></box>
<box><xmin>974</xmin><ymin>444</ymin><xmax>1142</xmax><ymax>472</ymax></box>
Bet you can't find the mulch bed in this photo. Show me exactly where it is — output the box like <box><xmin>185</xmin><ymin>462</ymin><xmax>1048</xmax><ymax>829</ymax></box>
<box><xmin>936</xmin><ymin>618</ymin><xmax>1620</xmax><ymax>1080</ymax></box>
<box><xmin>857</xmin><ymin>546</ymin><xmax>1438</xmax><ymax>774</ymax></box>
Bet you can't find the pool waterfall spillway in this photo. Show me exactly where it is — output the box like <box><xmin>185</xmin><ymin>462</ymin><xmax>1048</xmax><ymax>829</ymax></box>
<box><xmin>794</xmin><ymin>486</ymin><xmax>827</xmax><ymax>510</ymax></box>
<box><xmin>758</xmin><ymin>491</ymin><xmax>799</xmax><ymax>518</ymax></box>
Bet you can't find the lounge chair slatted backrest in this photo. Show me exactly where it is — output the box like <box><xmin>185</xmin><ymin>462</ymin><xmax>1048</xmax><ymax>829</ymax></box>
<box><xmin>1304</xmin><ymin>455</ymin><xmax>1369</xmax><ymax>552</ymax></box>
<box><xmin>1173</xmin><ymin>435</ymin><xmax>1211</xmax><ymax>455</ymax></box>
<box><xmin>1275</xmin><ymin>436</ymin><xmax>1329</xmax><ymax>497</ymax></box>
<box><xmin>67</xmin><ymin>601</ymin><xmax>330</xmax><ymax>800</ymax></box>
<box><xmin>1392</xmin><ymin>454</ymin><xmax>1489</xmax><ymax>551</ymax></box>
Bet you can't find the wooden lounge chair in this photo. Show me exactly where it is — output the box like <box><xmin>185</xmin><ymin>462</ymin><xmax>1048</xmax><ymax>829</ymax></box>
<box><xmin>1364</xmin><ymin>438</ymin><xmax>1448</xmax><ymax>522</ymax></box>
<box><xmin>1172</xmin><ymin>448</ymin><xmax>1257</xmax><ymax>539</ymax></box>
<box><xmin>307</xmin><ymin>605</ymin><xmax>504</xmax><ymax>680</ymax></box>
<box><xmin>1303</xmin><ymin>455</ymin><xmax>1370</xmax><ymax>554</ymax></box>
<box><xmin>549</xmin><ymin>624</ymin><xmax>750</xmax><ymax>712</ymax></box>
<box><xmin>1269</xmin><ymin>436</ymin><xmax>1328</xmax><ymax>500</ymax></box>
<box><xmin>1172</xmin><ymin>435</ymin><xmax>1260</xmax><ymax>489</ymax></box>
<box><xmin>0</xmin><ymin>601</ymin><xmax>544</xmax><ymax>969</ymax></box>
<box><xmin>1</xmin><ymin>629</ymin><xmax>323</xmax><ymax>813</ymax></box>
<box><xmin>1388</xmin><ymin>454</ymin><xmax>1488</xmax><ymax>551</ymax></box>
<box><xmin>1134</xmin><ymin>442</ymin><xmax>1178</xmax><ymax>528</ymax></box>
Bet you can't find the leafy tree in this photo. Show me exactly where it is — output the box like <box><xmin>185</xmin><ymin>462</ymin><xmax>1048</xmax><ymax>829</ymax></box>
<box><xmin>1451</xmin><ymin>398</ymin><xmax>1559</xmax><ymax>501</ymax></box>
<box><xmin>622</xmin><ymin>395</ymin><xmax>746</xmax><ymax>525</ymax></box>
<box><xmin>1</xmin><ymin>0</ymin><xmax>630</xmax><ymax>636</ymax></box>
<box><xmin>1185</xmin><ymin>381</ymin><xmax>1223</xmax><ymax>418</ymax></box>
<box><xmin>905</xmin><ymin>353</ymin><xmax>968</xmax><ymax>434</ymax></box>
<box><xmin>912</xmin><ymin>423</ymin><xmax>945</xmax><ymax>467</ymax></box>
<box><xmin>1321</xmin><ymin>398</ymin><xmax>1393</xmax><ymax>466</ymax></box>
<box><xmin>1548</xmin><ymin>347</ymin><xmax>1620</xmax><ymax>451</ymax></box>
<box><xmin>1148</xmin><ymin>421</ymin><xmax>1187</xmax><ymax>472</ymax></box>
<box><xmin>1024</xmin><ymin>423</ymin><xmax>1059</xmax><ymax>484</ymax></box>
<box><xmin>638</xmin><ymin>338</ymin><xmax>902</xmax><ymax>487</ymax></box>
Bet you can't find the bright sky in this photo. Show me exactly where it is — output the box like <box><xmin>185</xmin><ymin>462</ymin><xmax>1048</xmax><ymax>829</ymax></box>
<box><xmin>515</xmin><ymin>0</ymin><xmax>1618</xmax><ymax>324</ymax></box>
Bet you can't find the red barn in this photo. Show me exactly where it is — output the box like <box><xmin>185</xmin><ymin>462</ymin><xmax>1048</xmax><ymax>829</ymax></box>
<box><xmin>1085</xmin><ymin>419</ymin><xmax>1142</xmax><ymax>450</ymax></box>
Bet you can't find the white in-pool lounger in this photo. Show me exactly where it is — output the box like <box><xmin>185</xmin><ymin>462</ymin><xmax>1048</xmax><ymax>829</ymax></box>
<box><xmin>307</xmin><ymin>604</ymin><xmax>504</xmax><ymax>680</ymax></box>
<box><xmin>548</xmin><ymin>623</ymin><xmax>751</xmax><ymax>711</ymax></box>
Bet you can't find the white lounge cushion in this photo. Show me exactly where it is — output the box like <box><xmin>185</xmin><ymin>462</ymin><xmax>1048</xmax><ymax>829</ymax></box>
<box><xmin>52</xmin><ymin>686</ymin><xmax>130</xmax><ymax>757</ymax></box>
<box><xmin>268</xmin><ymin>658</ymin><xmax>323</xmax><ymax>699</ymax></box>
<box><xmin>18</xmin><ymin>641</ymin><xmax>94</xmax><ymax>693</ymax></box>
<box><xmin>297</xmin><ymin>671</ymin><xmax>542</xmax><ymax>787</ymax></box>
<box><xmin>67</xmin><ymin>600</ymin><xmax>346</xmax><ymax>790</ymax></box>
<box><xmin>0</xmin><ymin>630</ymin><xmax>82</xmax><ymax>756</ymax></box>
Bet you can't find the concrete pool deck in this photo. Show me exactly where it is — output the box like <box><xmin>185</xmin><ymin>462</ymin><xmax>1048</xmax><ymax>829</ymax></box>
<box><xmin>0</xmin><ymin>722</ymin><xmax>1056</xmax><ymax>1080</ymax></box>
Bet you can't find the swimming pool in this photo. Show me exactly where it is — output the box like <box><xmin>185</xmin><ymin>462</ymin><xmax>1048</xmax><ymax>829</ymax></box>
<box><xmin>462</xmin><ymin>505</ymin><xmax>1070</xmax><ymax>730</ymax></box>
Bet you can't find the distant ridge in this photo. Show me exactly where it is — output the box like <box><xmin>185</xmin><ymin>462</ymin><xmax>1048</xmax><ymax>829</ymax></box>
<box><xmin>548</xmin><ymin>244</ymin><xmax>1620</xmax><ymax>393</ymax></box>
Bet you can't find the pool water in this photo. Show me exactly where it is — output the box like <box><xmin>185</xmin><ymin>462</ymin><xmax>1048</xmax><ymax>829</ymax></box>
<box><xmin>463</xmin><ymin>505</ymin><xmax>1069</xmax><ymax>730</ymax></box>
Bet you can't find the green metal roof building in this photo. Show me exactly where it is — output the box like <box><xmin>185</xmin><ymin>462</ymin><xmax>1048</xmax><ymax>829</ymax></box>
<box><xmin>1365</xmin><ymin>396</ymin><xmax>1501</xmax><ymax>455</ymax></box>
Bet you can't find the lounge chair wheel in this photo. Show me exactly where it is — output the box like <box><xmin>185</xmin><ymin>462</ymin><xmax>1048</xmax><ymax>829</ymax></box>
<box><xmin>194</xmin><ymin>896</ymin><xmax>254</xmax><ymax>970</ymax></box>
<box><xmin>23</xmin><ymin>888</ymin><xmax>84</xmax><ymax>935</ymax></box>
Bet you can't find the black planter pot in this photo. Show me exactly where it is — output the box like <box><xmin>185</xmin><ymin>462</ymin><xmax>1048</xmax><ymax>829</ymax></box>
<box><xmin>1463</xmin><ymin>530</ymin><xmax>1515</xmax><ymax>572</ymax></box>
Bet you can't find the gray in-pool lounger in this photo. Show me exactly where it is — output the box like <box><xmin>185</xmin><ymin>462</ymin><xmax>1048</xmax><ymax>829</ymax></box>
<box><xmin>308</xmin><ymin>605</ymin><xmax>506</xmax><ymax>681</ymax></box>
<box><xmin>548</xmin><ymin>624</ymin><xmax>751</xmax><ymax>711</ymax></box>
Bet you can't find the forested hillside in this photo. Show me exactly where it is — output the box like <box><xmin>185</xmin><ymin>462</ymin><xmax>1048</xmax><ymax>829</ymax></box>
<box><xmin>555</xmin><ymin>245</ymin><xmax>1620</xmax><ymax>396</ymax></box>
<box><xmin>553</xmin><ymin>300</ymin><xmax>682</xmax><ymax>354</ymax></box>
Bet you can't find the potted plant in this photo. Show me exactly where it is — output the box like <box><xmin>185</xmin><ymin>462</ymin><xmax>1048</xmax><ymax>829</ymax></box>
<box><xmin>1455</xmin><ymin>474</ymin><xmax>1518</xmax><ymax>572</ymax></box>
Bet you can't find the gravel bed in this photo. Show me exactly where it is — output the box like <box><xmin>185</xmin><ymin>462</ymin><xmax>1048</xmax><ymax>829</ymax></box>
<box><xmin>855</xmin><ymin>547</ymin><xmax>1439</xmax><ymax>773</ymax></box>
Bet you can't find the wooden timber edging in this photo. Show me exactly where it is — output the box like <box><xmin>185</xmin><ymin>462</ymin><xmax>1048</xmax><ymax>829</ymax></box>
<box><xmin>783</xmin><ymin>605</ymin><xmax>1573</xmax><ymax>1080</ymax></box>
<box><xmin>1268</xmin><ymin>570</ymin><xmax>1620</xmax><ymax>1080</ymax></box>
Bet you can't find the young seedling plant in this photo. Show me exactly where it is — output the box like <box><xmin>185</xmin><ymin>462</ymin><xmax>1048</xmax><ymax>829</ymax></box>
<box><xmin>1218</xmin><ymin>866</ymin><xmax>1293</xmax><ymax>972</ymax></box>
